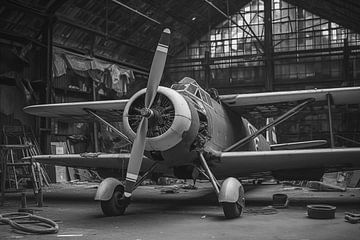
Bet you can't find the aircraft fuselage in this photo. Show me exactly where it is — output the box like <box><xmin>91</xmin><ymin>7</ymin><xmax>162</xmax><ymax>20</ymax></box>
<box><xmin>141</xmin><ymin>78</ymin><xmax>270</xmax><ymax>174</ymax></box>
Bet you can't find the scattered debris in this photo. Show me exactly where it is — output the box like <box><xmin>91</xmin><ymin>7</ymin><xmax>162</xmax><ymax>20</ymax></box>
<box><xmin>307</xmin><ymin>204</ymin><xmax>336</xmax><ymax>219</ymax></box>
<box><xmin>158</xmin><ymin>185</ymin><xmax>180</xmax><ymax>194</ymax></box>
<box><xmin>181</xmin><ymin>184</ymin><xmax>198</xmax><ymax>190</ymax></box>
<box><xmin>272</xmin><ymin>194</ymin><xmax>289</xmax><ymax>209</ymax></box>
<box><xmin>344</xmin><ymin>212</ymin><xmax>360</xmax><ymax>224</ymax></box>
<box><xmin>244</xmin><ymin>206</ymin><xmax>278</xmax><ymax>215</ymax></box>
<box><xmin>281</xmin><ymin>187</ymin><xmax>303</xmax><ymax>191</ymax></box>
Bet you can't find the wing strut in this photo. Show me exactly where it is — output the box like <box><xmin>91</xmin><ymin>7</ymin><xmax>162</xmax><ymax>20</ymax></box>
<box><xmin>85</xmin><ymin>108</ymin><xmax>132</xmax><ymax>144</ymax></box>
<box><xmin>327</xmin><ymin>93</ymin><xmax>335</xmax><ymax>148</ymax></box>
<box><xmin>224</xmin><ymin>98</ymin><xmax>315</xmax><ymax>152</ymax></box>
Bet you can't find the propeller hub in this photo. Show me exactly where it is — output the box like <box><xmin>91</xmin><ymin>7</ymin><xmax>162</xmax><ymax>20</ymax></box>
<box><xmin>140</xmin><ymin>108</ymin><xmax>154</xmax><ymax>118</ymax></box>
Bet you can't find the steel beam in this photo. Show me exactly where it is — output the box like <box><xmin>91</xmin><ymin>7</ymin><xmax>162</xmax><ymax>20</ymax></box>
<box><xmin>55</xmin><ymin>14</ymin><xmax>154</xmax><ymax>55</ymax></box>
<box><xmin>3</xmin><ymin>0</ymin><xmax>48</xmax><ymax>17</ymax></box>
<box><xmin>111</xmin><ymin>0</ymin><xmax>161</xmax><ymax>25</ymax></box>
<box><xmin>203</xmin><ymin>0</ymin><xmax>263</xmax><ymax>52</ymax></box>
<box><xmin>264</xmin><ymin>0</ymin><xmax>274</xmax><ymax>91</ymax></box>
<box><xmin>0</xmin><ymin>29</ymin><xmax>47</xmax><ymax>48</ymax></box>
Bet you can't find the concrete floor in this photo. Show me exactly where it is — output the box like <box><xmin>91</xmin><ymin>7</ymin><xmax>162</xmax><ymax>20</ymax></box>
<box><xmin>1</xmin><ymin>182</ymin><xmax>360</xmax><ymax>239</ymax></box>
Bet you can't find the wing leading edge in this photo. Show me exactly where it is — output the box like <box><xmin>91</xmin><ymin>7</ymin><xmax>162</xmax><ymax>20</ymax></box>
<box><xmin>220</xmin><ymin>86</ymin><xmax>360</xmax><ymax>107</ymax></box>
<box><xmin>23</xmin><ymin>100</ymin><xmax>129</xmax><ymax>121</ymax></box>
<box><xmin>26</xmin><ymin>153</ymin><xmax>171</xmax><ymax>175</ymax></box>
<box><xmin>213</xmin><ymin>148</ymin><xmax>360</xmax><ymax>177</ymax></box>
<box><xmin>26</xmin><ymin>153</ymin><xmax>144</xmax><ymax>169</ymax></box>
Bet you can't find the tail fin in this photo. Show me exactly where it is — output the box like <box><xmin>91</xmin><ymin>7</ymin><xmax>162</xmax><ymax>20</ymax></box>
<box><xmin>266</xmin><ymin>117</ymin><xmax>277</xmax><ymax>144</ymax></box>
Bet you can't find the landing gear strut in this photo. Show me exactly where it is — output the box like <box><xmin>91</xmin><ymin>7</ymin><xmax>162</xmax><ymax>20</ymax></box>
<box><xmin>198</xmin><ymin>152</ymin><xmax>245</xmax><ymax>219</ymax></box>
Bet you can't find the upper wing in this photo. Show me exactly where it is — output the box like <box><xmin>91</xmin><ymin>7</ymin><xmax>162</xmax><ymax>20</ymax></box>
<box><xmin>27</xmin><ymin>153</ymin><xmax>171</xmax><ymax>175</ymax></box>
<box><xmin>212</xmin><ymin>148</ymin><xmax>360</xmax><ymax>177</ymax></box>
<box><xmin>220</xmin><ymin>86</ymin><xmax>360</xmax><ymax>107</ymax></box>
<box><xmin>23</xmin><ymin>100</ymin><xmax>128</xmax><ymax>121</ymax></box>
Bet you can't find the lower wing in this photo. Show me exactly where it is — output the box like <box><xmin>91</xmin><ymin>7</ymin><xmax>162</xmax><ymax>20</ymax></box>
<box><xmin>213</xmin><ymin>148</ymin><xmax>360</xmax><ymax>177</ymax></box>
<box><xmin>25</xmin><ymin>153</ymin><xmax>170</xmax><ymax>175</ymax></box>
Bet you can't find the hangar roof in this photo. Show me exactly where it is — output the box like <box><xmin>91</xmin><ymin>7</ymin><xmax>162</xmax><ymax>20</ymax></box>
<box><xmin>1</xmin><ymin>0</ymin><xmax>360</xmax><ymax>72</ymax></box>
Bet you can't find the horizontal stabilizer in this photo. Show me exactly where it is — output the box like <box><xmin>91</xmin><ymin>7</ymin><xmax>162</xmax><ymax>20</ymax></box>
<box><xmin>270</xmin><ymin>140</ymin><xmax>327</xmax><ymax>150</ymax></box>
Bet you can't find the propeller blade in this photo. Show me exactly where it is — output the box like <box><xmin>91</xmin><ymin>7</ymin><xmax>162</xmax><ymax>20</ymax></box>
<box><xmin>145</xmin><ymin>28</ymin><xmax>171</xmax><ymax>108</ymax></box>
<box><xmin>124</xmin><ymin>29</ymin><xmax>171</xmax><ymax>198</ymax></box>
<box><xmin>124</xmin><ymin>117</ymin><xmax>148</xmax><ymax>197</ymax></box>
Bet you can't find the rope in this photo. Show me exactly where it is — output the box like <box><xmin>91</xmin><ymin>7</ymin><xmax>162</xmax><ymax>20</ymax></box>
<box><xmin>0</xmin><ymin>212</ymin><xmax>59</xmax><ymax>234</ymax></box>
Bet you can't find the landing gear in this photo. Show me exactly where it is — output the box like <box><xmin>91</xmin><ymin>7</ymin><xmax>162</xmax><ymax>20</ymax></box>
<box><xmin>96</xmin><ymin>163</ymin><xmax>159</xmax><ymax>216</ymax></box>
<box><xmin>219</xmin><ymin>177</ymin><xmax>245</xmax><ymax>219</ymax></box>
<box><xmin>100</xmin><ymin>185</ymin><xmax>129</xmax><ymax>216</ymax></box>
<box><xmin>222</xmin><ymin>202</ymin><xmax>242</xmax><ymax>219</ymax></box>
<box><xmin>198</xmin><ymin>152</ymin><xmax>245</xmax><ymax>219</ymax></box>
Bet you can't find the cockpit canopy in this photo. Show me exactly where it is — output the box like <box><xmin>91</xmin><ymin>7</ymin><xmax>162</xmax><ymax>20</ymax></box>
<box><xmin>171</xmin><ymin>77</ymin><xmax>213</xmax><ymax>107</ymax></box>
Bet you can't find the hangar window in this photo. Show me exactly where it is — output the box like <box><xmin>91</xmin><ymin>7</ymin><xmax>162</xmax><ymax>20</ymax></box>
<box><xmin>167</xmin><ymin>0</ymin><xmax>360</xmax><ymax>89</ymax></box>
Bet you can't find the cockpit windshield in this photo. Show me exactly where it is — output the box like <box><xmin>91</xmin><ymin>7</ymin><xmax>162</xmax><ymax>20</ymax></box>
<box><xmin>171</xmin><ymin>77</ymin><xmax>213</xmax><ymax>107</ymax></box>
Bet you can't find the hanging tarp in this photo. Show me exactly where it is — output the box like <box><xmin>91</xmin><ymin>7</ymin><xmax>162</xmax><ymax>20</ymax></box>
<box><xmin>52</xmin><ymin>50</ymin><xmax>134</xmax><ymax>96</ymax></box>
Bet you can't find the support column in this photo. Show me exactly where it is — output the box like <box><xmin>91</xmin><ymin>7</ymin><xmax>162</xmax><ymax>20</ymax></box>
<box><xmin>343</xmin><ymin>37</ymin><xmax>350</xmax><ymax>85</ymax></box>
<box><xmin>264</xmin><ymin>0</ymin><xmax>274</xmax><ymax>91</ymax></box>
<box><xmin>40</xmin><ymin>16</ymin><xmax>54</xmax><ymax>155</ymax></box>
<box><xmin>92</xmin><ymin>81</ymin><xmax>99</xmax><ymax>152</ymax></box>
<box><xmin>46</xmin><ymin>16</ymin><xmax>53</xmax><ymax>104</ymax></box>
<box><xmin>204</xmin><ymin>51</ymin><xmax>211</xmax><ymax>89</ymax></box>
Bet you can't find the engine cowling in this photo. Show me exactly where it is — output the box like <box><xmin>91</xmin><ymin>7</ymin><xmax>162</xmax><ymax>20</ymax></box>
<box><xmin>123</xmin><ymin>87</ymin><xmax>192</xmax><ymax>151</ymax></box>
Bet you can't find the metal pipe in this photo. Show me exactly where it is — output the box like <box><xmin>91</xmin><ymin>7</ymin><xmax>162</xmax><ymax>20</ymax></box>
<box><xmin>112</xmin><ymin>0</ymin><xmax>161</xmax><ymax>25</ymax></box>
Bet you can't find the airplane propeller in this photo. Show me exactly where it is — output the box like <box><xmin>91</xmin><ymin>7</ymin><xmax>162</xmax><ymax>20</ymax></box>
<box><xmin>124</xmin><ymin>28</ymin><xmax>171</xmax><ymax>198</ymax></box>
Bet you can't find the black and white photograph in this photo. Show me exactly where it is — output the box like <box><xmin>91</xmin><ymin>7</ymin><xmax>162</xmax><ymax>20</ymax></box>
<box><xmin>0</xmin><ymin>0</ymin><xmax>360</xmax><ymax>239</ymax></box>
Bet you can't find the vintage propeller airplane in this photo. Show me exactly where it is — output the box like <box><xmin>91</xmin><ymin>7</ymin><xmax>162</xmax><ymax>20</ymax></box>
<box><xmin>24</xmin><ymin>29</ymin><xmax>360</xmax><ymax>219</ymax></box>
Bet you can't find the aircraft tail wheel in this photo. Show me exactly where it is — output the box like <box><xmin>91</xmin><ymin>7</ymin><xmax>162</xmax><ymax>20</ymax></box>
<box><xmin>100</xmin><ymin>185</ymin><xmax>129</xmax><ymax>216</ymax></box>
<box><xmin>222</xmin><ymin>202</ymin><xmax>243</xmax><ymax>219</ymax></box>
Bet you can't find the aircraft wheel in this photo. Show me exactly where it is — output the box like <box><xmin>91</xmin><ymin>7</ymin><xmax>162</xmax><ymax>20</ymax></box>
<box><xmin>100</xmin><ymin>185</ymin><xmax>128</xmax><ymax>216</ymax></box>
<box><xmin>222</xmin><ymin>202</ymin><xmax>243</xmax><ymax>219</ymax></box>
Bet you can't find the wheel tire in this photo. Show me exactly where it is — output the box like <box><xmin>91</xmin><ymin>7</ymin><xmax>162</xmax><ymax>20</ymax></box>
<box><xmin>222</xmin><ymin>202</ymin><xmax>243</xmax><ymax>219</ymax></box>
<box><xmin>100</xmin><ymin>186</ymin><xmax>128</xmax><ymax>216</ymax></box>
<box><xmin>307</xmin><ymin>205</ymin><xmax>336</xmax><ymax>219</ymax></box>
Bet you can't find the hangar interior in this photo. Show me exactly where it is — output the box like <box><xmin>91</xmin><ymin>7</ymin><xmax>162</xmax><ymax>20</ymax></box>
<box><xmin>0</xmin><ymin>0</ymin><xmax>360</xmax><ymax>238</ymax></box>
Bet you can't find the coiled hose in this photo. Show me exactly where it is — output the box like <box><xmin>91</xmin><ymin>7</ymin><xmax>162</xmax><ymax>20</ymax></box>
<box><xmin>0</xmin><ymin>212</ymin><xmax>59</xmax><ymax>234</ymax></box>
